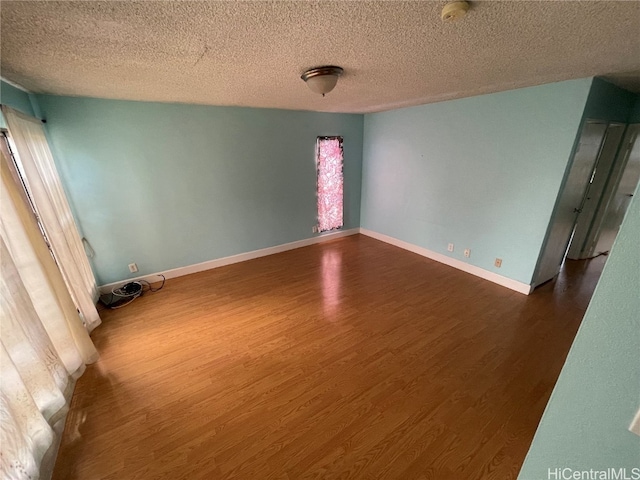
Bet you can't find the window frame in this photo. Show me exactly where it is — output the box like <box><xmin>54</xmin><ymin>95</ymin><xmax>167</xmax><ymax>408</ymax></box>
<box><xmin>316</xmin><ymin>136</ymin><xmax>344</xmax><ymax>233</ymax></box>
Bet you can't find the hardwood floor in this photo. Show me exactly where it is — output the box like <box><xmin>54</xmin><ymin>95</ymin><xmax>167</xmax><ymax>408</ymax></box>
<box><xmin>52</xmin><ymin>235</ymin><xmax>605</xmax><ymax>480</ymax></box>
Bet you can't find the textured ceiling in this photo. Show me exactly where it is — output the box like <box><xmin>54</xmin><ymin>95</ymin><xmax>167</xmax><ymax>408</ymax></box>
<box><xmin>1</xmin><ymin>1</ymin><xmax>639</xmax><ymax>114</ymax></box>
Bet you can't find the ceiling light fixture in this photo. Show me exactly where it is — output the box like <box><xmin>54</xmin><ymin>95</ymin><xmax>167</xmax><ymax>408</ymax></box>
<box><xmin>441</xmin><ymin>1</ymin><xmax>470</xmax><ymax>22</ymax></box>
<box><xmin>301</xmin><ymin>66</ymin><xmax>344</xmax><ymax>97</ymax></box>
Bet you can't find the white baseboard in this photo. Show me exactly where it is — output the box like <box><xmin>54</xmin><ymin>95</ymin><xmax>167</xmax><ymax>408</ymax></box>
<box><xmin>359</xmin><ymin>228</ymin><xmax>533</xmax><ymax>295</ymax></box>
<box><xmin>100</xmin><ymin>227</ymin><xmax>532</xmax><ymax>295</ymax></box>
<box><xmin>99</xmin><ymin>228</ymin><xmax>359</xmax><ymax>293</ymax></box>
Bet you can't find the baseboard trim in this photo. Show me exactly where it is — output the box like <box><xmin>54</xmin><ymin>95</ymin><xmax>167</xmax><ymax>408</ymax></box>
<box><xmin>359</xmin><ymin>228</ymin><xmax>533</xmax><ymax>295</ymax></box>
<box><xmin>99</xmin><ymin>228</ymin><xmax>359</xmax><ymax>293</ymax></box>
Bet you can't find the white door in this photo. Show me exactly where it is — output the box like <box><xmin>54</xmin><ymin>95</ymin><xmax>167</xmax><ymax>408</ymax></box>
<box><xmin>533</xmin><ymin>121</ymin><xmax>608</xmax><ymax>286</ymax></box>
<box><xmin>591</xmin><ymin>125</ymin><xmax>640</xmax><ymax>255</ymax></box>
<box><xmin>566</xmin><ymin>123</ymin><xmax>626</xmax><ymax>259</ymax></box>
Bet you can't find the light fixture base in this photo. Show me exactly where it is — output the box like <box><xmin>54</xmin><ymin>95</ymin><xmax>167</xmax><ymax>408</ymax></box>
<box><xmin>301</xmin><ymin>66</ymin><xmax>344</xmax><ymax>96</ymax></box>
<box><xmin>441</xmin><ymin>1</ymin><xmax>470</xmax><ymax>22</ymax></box>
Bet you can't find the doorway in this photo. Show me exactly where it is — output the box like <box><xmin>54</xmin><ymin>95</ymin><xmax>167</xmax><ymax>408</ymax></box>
<box><xmin>588</xmin><ymin>124</ymin><xmax>640</xmax><ymax>256</ymax></box>
<box><xmin>566</xmin><ymin>122</ymin><xmax>626</xmax><ymax>259</ymax></box>
<box><xmin>532</xmin><ymin>120</ymin><xmax>639</xmax><ymax>287</ymax></box>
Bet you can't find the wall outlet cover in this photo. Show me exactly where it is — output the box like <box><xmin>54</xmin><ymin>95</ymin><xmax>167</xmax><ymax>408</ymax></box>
<box><xmin>630</xmin><ymin>408</ymin><xmax>640</xmax><ymax>436</ymax></box>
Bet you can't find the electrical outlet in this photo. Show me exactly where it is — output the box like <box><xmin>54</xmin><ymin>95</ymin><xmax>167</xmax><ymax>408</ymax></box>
<box><xmin>495</xmin><ymin>258</ymin><xmax>502</xmax><ymax>268</ymax></box>
<box><xmin>312</xmin><ymin>226</ymin><xmax>318</xmax><ymax>233</ymax></box>
<box><xmin>128</xmin><ymin>263</ymin><xmax>138</xmax><ymax>273</ymax></box>
<box><xmin>464</xmin><ymin>249</ymin><xmax>471</xmax><ymax>258</ymax></box>
<box><xmin>447</xmin><ymin>243</ymin><xmax>454</xmax><ymax>252</ymax></box>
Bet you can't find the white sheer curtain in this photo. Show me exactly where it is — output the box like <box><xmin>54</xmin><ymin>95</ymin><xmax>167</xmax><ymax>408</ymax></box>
<box><xmin>1</xmin><ymin>148</ymin><xmax>98</xmax><ymax>479</ymax></box>
<box><xmin>2</xmin><ymin>106</ymin><xmax>101</xmax><ymax>332</ymax></box>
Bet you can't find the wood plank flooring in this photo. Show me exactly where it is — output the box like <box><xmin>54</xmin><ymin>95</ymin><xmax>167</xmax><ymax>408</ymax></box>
<box><xmin>52</xmin><ymin>235</ymin><xmax>605</xmax><ymax>480</ymax></box>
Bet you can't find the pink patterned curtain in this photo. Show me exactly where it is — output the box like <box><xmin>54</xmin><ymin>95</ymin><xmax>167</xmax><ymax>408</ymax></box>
<box><xmin>317</xmin><ymin>137</ymin><xmax>344</xmax><ymax>232</ymax></box>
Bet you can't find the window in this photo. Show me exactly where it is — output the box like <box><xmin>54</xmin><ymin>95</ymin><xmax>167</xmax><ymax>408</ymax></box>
<box><xmin>2</xmin><ymin>131</ymin><xmax>55</xmax><ymax>257</ymax></box>
<box><xmin>1</xmin><ymin>107</ymin><xmax>101</xmax><ymax>331</ymax></box>
<box><xmin>316</xmin><ymin>136</ymin><xmax>344</xmax><ymax>232</ymax></box>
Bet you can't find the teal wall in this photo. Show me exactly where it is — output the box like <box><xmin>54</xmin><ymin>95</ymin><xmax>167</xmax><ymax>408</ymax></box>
<box><xmin>0</xmin><ymin>80</ymin><xmax>35</xmax><ymax>117</ymax></box>
<box><xmin>1</xmin><ymin>80</ymin><xmax>39</xmax><ymax>129</ymax></box>
<box><xmin>519</xmin><ymin>180</ymin><xmax>640</xmax><ymax>479</ymax></box>
<box><xmin>629</xmin><ymin>94</ymin><xmax>640</xmax><ymax>124</ymax></box>
<box><xmin>582</xmin><ymin>77</ymin><xmax>636</xmax><ymax>123</ymax></box>
<box><xmin>36</xmin><ymin>95</ymin><xmax>363</xmax><ymax>284</ymax></box>
<box><xmin>360</xmin><ymin>79</ymin><xmax>592</xmax><ymax>285</ymax></box>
